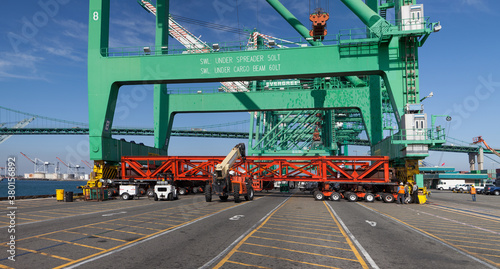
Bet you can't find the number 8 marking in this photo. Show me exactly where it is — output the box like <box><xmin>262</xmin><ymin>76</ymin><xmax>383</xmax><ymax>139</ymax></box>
<box><xmin>93</xmin><ymin>11</ymin><xmax>99</xmax><ymax>21</ymax></box>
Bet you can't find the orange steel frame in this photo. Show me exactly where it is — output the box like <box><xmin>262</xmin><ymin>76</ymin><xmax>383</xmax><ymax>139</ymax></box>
<box><xmin>121</xmin><ymin>156</ymin><xmax>391</xmax><ymax>184</ymax></box>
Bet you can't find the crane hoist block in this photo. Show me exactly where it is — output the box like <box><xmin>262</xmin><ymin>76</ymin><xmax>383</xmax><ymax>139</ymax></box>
<box><xmin>309</xmin><ymin>12</ymin><xmax>329</xmax><ymax>41</ymax></box>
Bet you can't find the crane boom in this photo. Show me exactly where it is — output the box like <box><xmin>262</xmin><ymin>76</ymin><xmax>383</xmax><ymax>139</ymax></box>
<box><xmin>20</xmin><ymin>152</ymin><xmax>35</xmax><ymax>164</ymax></box>
<box><xmin>56</xmin><ymin>157</ymin><xmax>69</xmax><ymax>168</ymax></box>
<box><xmin>138</xmin><ymin>0</ymin><xmax>248</xmax><ymax>92</ymax></box>
<box><xmin>214</xmin><ymin>143</ymin><xmax>246</xmax><ymax>179</ymax></box>
<box><xmin>473</xmin><ymin>136</ymin><xmax>500</xmax><ymax>158</ymax></box>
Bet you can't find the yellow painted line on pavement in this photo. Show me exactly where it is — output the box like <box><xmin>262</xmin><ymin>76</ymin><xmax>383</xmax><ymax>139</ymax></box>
<box><xmin>427</xmin><ymin>205</ymin><xmax>500</xmax><ymax>223</ymax></box>
<box><xmin>125</xmin><ymin>218</ymin><xmax>181</xmax><ymax>225</ymax></box>
<box><xmin>362</xmin><ymin>203</ymin><xmax>499</xmax><ymax>267</ymax></box>
<box><xmin>0</xmin><ymin>263</ymin><xmax>14</xmax><ymax>269</ymax></box>
<box><xmin>212</xmin><ymin>198</ymin><xmax>290</xmax><ymax>269</ymax></box>
<box><xmin>271</xmin><ymin>215</ymin><xmax>339</xmax><ymax>224</ymax></box>
<box><xmin>442</xmin><ymin>235</ymin><xmax>500</xmax><ymax>243</ymax></box>
<box><xmin>63</xmin><ymin>231</ymin><xmax>128</xmax><ymax>243</ymax></box>
<box><xmin>260</xmin><ymin>226</ymin><xmax>345</xmax><ymax>238</ymax></box>
<box><xmin>268</xmin><ymin>218</ymin><xmax>339</xmax><ymax>229</ymax></box>
<box><xmin>226</xmin><ymin>260</ymin><xmax>271</xmax><ymax>268</ymax></box>
<box><xmin>54</xmin><ymin>202</ymin><xmax>245</xmax><ymax>269</ymax></box>
<box><xmin>38</xmin><ymin>237</ymin><xmax>106</xmax><ymax>251</ymax></box>
<box><xmin>250</xmin><ymin>236</ymin><xmax>351</xmax><ymax>251</ymax></box>
<box><xmin>324</xmin><ymin>201</ymin><xmax>369</xmax><ymax>269</ymax></box>
<box><xmin>235</xmin><ymin>250</ymin><xmax>341</xmax><ymax>269</ymax></box>
<box><xmin>454</xmin><ymin>245</ymin><xmax>500</xmax><ymax>252</ymax></box>
<box><xmin>107</xmin><ymin>223</ymin><xmax>162</xmax><ymax>232</ymax></box>
<box><xmin>446</xmin><ymin>238</ymin><xmax>500</xmax><ymax>247</ymax></box>
<box><xmin>17</xmin><ymin>247</ymin><xmax>74</xmax><ymax>262</ymax></box>
<box><xmin>470</xmin><ymin>252</ymin><xmax>500</xmax><ymax>259</ymax></box>
<box><xmin>255</xmin><ymin>230</ymin><xmax>347</xmax><ymax>244</ymax></box>
<box><xmin>84</xmin><ymin>226</ymin><xmax>148</xmax><ymax>236</ymax></box>
<box><xmin>264</xmin><ymin>223</ymin><xmax>337</xmax><ymax>233</ymax></box>
<box><xmin>243</xmin><ymin>242</ymin><xmax>358</xmax><ymax>262</ymax></box>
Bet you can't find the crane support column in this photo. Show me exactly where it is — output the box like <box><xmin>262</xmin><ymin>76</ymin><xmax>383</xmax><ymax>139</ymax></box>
<box><xmin>154</xmin><ymin>0</ymin><xmax>171</xmax><ymax>150</ymax></box>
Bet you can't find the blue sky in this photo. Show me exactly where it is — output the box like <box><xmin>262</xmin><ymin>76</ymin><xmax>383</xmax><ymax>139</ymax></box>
<box><xmin>1</xmin><ymin>0</ymin><xmax>499</xmax><ymax>174</ymax></box>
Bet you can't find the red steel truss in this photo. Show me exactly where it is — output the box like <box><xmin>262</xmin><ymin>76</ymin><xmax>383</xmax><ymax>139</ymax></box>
<box><xmin>121</xmin><ymin>156</ymin><xmax>392</xmax><ymax>184</ymax></box>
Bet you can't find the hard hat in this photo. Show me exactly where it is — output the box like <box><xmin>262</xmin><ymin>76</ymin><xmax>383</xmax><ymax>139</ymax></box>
<box><xmin>400</xmin><ymin>183</ymin><xmax>403</xmax><ymax>185</ymax></box>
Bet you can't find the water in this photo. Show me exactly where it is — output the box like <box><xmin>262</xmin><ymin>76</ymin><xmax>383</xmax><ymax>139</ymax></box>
<box><xmin>0</xmin><ymin>179</ymin><xmax>87</xmax><ymax>197</ymax></box>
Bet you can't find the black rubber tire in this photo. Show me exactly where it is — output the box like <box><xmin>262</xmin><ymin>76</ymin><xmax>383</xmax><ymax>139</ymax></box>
<box><xmin>343</xmin><ymin>192</ymin><xmax>352</xmax><ymax>200</ymax></box>
<box><xmin>179</xmin><ymin>188</ymin><xmax>187</xmax><ymax>195</ymax></box>
<box><xmin>192</xmin><ymin>187</ymin><xmax>198</xmax><ymax>194</ymax></box>
<box><xmin>314</xmin><ymin>191</ymin><xmax>324</xmax><ymax>201</ymax></box>
<box><xmin>121</xmin><ymin>193</ymin><xmax>130</xmax><ymax>200</ymax></box>
<box><xmin>347</xmin><ymin>192</ymin><xmax>358</xmax><ymax>202</ymax></box>
<box><xmin>146</xmin><ymin>188</ymin><xmax>154</xmax><ymax>197</ymax></box>
<box><xmin>245</xmin><ymin>187</ymin><xmax>254</xmax><ymax>201</ymax></box>
<box><xmin>438</xmin><ymin>187</ymin><xmax>443</xmax><ymax>191</ymax></box>
<box><xmin>234</xmin><ymin>184</ymin><xmax>241</xmax><ymax>203</ymax></box>
<box><xmin>154</xmin><ymin>193</ymin><xmax>158</xmax><ymax>201</ymax></box>
<box><xmin>167</xmin><ymin>193</ymin><xmax>173</xmax><ymax>201</ymax></box>
<box><xmin>494</xmin><ymin>190</ymin><xmax>500</xmax><ymax>196</ymax></box>
<box><xmin>205</xmin><ymin>184</ymin><xmax>212</xmax><ymax>202</ymax></box>
<box><xmin>330</xmin><ymin>192</ymin><xmax>341</xmax><ymax>201</ymax></box>
<box><xmin>364</xmin><ymin>193</ymin><xmax>375</xmax><ymax>203</ymax></box>
<box><xmin>383</xmin><ymin>193</ymin><xmax>395</xmax><ymax>203</ymax></box>
<box><xmin>219</xmin><ymin>195</ymin><xmax>228</xmax><ymax>201</ymax></box>
<box><xmin>173</xmin><ymin>191</ymin><xmax>179</xmax><ymax>200</ymax></box>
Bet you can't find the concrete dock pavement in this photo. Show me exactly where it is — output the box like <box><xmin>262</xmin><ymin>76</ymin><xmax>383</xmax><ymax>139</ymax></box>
<box><xmin>0</xmin><ymin>190</ymin><xmax>498</xmax><ymax>268</ymax></box>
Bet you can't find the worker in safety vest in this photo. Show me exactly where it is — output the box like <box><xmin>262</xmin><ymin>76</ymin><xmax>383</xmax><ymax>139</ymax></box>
<box><xmin>397</xmin><ymin>183</ymin><xmax>405</xmax><ymax>204</ymax></box>
<box><xmin>470</xmin><ymin>185</ymin><xmax>476</xmax><ymax>202</ymax></box>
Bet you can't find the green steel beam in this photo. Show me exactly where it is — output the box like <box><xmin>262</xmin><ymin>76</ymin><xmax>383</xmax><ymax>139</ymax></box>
<box><xmin>265</xmin><ymin>0</ymin><xmax>318</xmax><ymax>46</ymax></box>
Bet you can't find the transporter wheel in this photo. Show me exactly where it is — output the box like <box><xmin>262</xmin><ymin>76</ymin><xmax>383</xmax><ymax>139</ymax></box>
<box><xmin>179</xmin><ymin>188</ymin><xmax>187</xmax><ymax>195</ymax></box>
<box><xmin>154</xmin><ymin>193</ymin><xmax>158</xmax><ymax>201</ymax></box>
<box><xmin>375</xmin><ymin>192</ymin><xmax>383</xmax><ymax>201</ymax></box>
<box><xmin>364</xmin><ymin>193</ymin><xmax>375</xmax><ymax>203</ymax></box>
<box><xmin>382</xmin><ymin>193</ymin><xmax>395</xmax><ymax>203</ymax></box>
<box><xmin>108</xmin><ymin>188</ymin><xmax>118</xmax><ymax>197</ymax></box>
<box><xmin>146</xmin><ymin>188</ymin><xmax>154</xmax><ymax>197</ymax></box>
<box><xmin>121</xmin><ymin>192</ymin><xmax>130</xmax><ymax>200</ymax></box>
<box><xmin>330</xmin><ymin>192</ymin><xmax>341</xmax><ymax>201</ymax></box>
<box><xmin>234</xmin><ymin>184</ymin><xmax>241</xmax><ymax>203</ymax></box>
<box><xmin>192</xmin><ymin>187</ymin><xmax>198</xmax><ymax>194</ymax></box>
<box><xmin>219</xmin><ymin>195</ymin><xmax>228</xmax><ymax>201</ymax></box>
<box><xmin>138</xmin><ymin>188</ymin><xmax>146</xmax><ymax>196</ymax></box>
<box><xmin>347</xmin><ymin>192</ymin><xmax>358</xmax><ymax>202</ymax></box>
<box><xmin>205</xmin><ymin>184</ymin><xmax>212</xmax><ymax>202</ymax></box>
<box><xmin>314</xmin><ymin>191</ymin><xmax>324</xmax><ymax>201</ymax></box>
<box><xmin>494</xmin><ymin>190</ymin><xmax>500</xmax><ymax>196</ymax></box>
<box><xmin>245</xmin><ymin>187</ymin><xmax>254</xmax><ymax>201</ymax></box>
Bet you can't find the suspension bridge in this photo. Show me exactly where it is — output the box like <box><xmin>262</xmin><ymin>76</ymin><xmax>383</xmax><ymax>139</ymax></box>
<box><xmin>1</xmin><ymin>105</ymin><xmax>499</xmax><ymax>159</ymax></box>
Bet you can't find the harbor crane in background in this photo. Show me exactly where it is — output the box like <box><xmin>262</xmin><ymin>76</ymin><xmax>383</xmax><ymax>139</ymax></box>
<box><xmin>56</xmin><ymin>157</ymin><xmax>85</xmax><ymax>176</ymax></box>
<box><xmin>20</xmin><ymin>152</ymin><xmax>54</xmax><ymax>173</ymax></box>
<box><xmin>473</xmin><ymin>136</ymin><xmax>500</xmax><ymax>158</ymax></box>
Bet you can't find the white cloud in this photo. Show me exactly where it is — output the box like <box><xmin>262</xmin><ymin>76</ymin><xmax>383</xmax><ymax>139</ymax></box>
<box><xmin>0</xmin><ymin>52</ymin><xmax>46</xmax><ymax>81</ymax></box>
